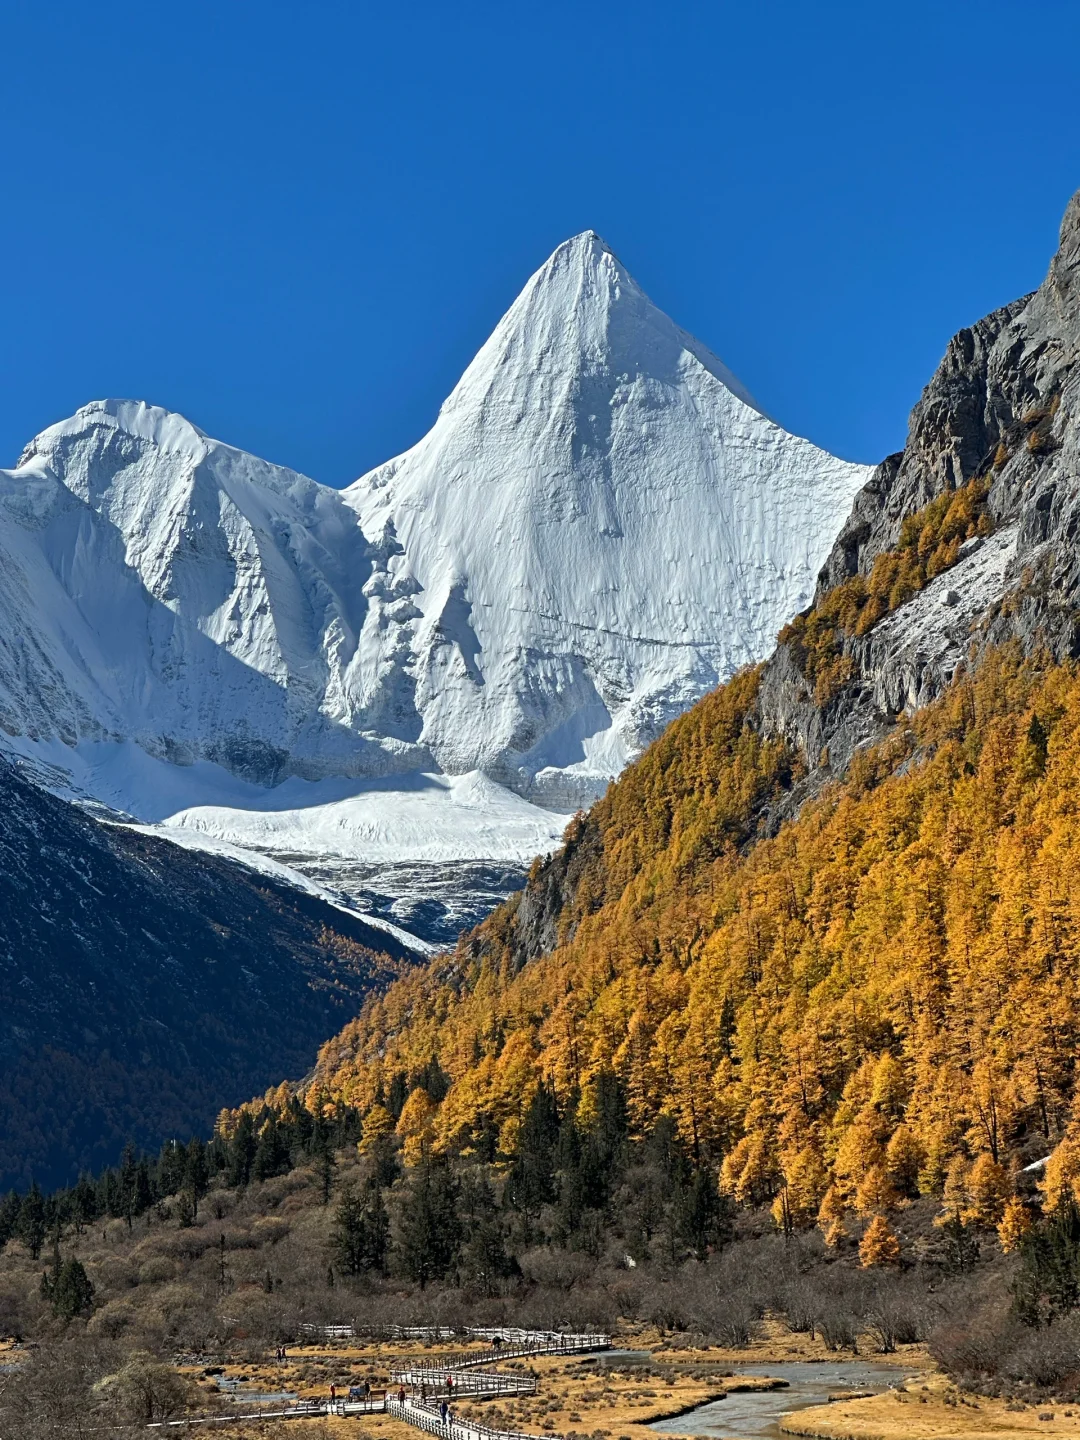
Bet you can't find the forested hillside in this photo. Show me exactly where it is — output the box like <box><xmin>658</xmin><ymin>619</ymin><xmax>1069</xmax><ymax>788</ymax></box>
<box><xmin>286</xmin><ymin>642</ymin><xmax>1079</xmax><ymax>1233</ymax></box>
<box><xmin>0</xmin><ymin>760</ymin><xmax>413</xmax><ymax>1190</ymax></box>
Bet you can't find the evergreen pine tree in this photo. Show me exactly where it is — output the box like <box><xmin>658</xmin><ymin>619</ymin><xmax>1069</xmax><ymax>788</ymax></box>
<box><xmin>675</xmin><ymin>1168</ymin><xmax>732</xmax><ymax>1258</ymax></box>
<box><xmin>1013</xmin><ymin>1197</ymin><xmax>1080</xmax><ymax>1323</ymax></box>
<box><xmin>332</xmin><ymin>1181</ymin><xmax>391</xmax><ymax>1276</ymax></box>
<box><xmin>253</xmin><ymin>1116</ymin><xmax>292</xmax><ymax>1181</ymax></box>
<box><xmin>313</xmin><ymin>1132</ymin><xmax>337</xmax><ymax>1205</ymax></box>
<box><xmin>940</xmin><ymin>1209</ymin><xmax>980</xmax><ymax>1274</ymax></box>
<box><xmin>505</xmin><ymin>1085</ymin><xmax>559</xmax><ymax>1220</ymax></box>
<box><xmin>459</xmin><ymin>1169</ymin><xmax>516</xmax><ymax>1294</ymax></box>
<box><xmin>183</xmin><ymin>1138</ymin><xmax>211</xmax><ymax>1216</ymax></box>
<box><xmin>398</xmin><ymin>1154</ymin><xmax>462</xmax><ymax>1287</ymax></box>
<box><xmin>227</xmin><ymin>1112</ymin><xmax>258</xmax><ymax>1188</ymax></box>
<box><xmin>0</xmin><ymin>1191</ymin><xmax>22</xmax><ymax>1251</ymax></box>
<box><xmin>71</xmin><ymin>1174</ymin><xmax>98</xmax><ymax>1233</ymax></box>
<box><xmin>157</xmin><ymin>1140</ymin><xmax>187</xmax><ymax>1197</ymax></box>
<box><xmin>51</xmin><ymin>1257</ymin><xmax>95</xmax><ymax>1319</ymax></box>
<box><xmin>18</xmin><ymin>1184</ymin><xmax>46</xmax><ymax>1260</ymax></box>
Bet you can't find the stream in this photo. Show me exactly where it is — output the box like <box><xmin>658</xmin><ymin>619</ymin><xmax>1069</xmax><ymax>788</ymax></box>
<box><xmin>647</xmin><ymin>1361</ymin><xmax>906</xmax><ymax>1440</ymax></box>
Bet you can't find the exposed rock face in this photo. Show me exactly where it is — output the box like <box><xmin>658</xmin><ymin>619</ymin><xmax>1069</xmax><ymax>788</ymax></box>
<box><xmin>0</xmin><ymin>759</ymin><xmax>412</xmax><ymax>1190</ymax></box>
<box><xmin>760</xmin><ymin>188</ymin><xmax>1080</xmax><ymax>786</ymax></box>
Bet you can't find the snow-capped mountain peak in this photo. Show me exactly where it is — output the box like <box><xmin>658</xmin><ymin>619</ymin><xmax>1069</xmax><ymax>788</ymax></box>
<box><xmin>0</xmin><ymin>236</ymin><xmax>870</xmax><ymax>930</ymax></box>
<box><xmin>20</xmin><ymin>398</ymin><xmax>211</xmax><ymax>466</ymax></box>
<box><xmin>430</xmin><ymin>228</ymin><xmax>763</xmax><ymax>431</ymax></box>
<box><xmin>344</xmin><ymin>233</ymin><xmax>871</xmax><ymax>804</ymax></box>
<box><xmin>2</xmin><ymin>397</ymin><xmax>377</xmax><ymax>783</ymax></box>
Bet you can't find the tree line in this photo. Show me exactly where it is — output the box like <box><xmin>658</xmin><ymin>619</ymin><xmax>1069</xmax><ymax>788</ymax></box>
<box><xmin>329</xmin><ymin>1070</ymin><xmax>733</xmax><ymax>1290</ymax></box>
<box><xmin>0</xmin><ymin>1094</ymin><xmax>363</xmax><ymax>1264</ymax></box>
<box><xmin>1</xmin><ymin>1067</ymin><xmax>736</xmax><ymax>1306</ymax></box>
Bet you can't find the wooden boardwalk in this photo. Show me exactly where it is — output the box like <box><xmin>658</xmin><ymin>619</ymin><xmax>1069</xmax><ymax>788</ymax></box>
<box><xmin>151</xmin><ymin>1328</ymin><xmax>611</xmax><ymax>1431</ymax></box>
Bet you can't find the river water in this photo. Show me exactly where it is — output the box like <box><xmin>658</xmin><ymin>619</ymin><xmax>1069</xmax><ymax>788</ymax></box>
<box><xmin>648</xmin><ymin>1360</ymin><xmax>906</xmax><ymax>1440</ymax></box>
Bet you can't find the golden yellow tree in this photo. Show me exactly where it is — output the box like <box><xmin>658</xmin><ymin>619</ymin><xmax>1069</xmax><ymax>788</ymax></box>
<box><xmin>774</xmin><ymin>1146</ymin><xmax>829</xmax><ymax>1231</ymax></box>
<box><xmin>998</xmin><ymin>1197</ymin><xmax>1034</xmax><ymax>1253</ymax></box>
<box><xmin>963</xmin><ymin>1154</ymin><xmax>1010</xmax><ymax>1228</ymax></box>
<box><xmin>1042</xmin><ymin>1135</ymin><xmax>1080</xmax><ymax>1212</ymax></box>
<box><xmin>942</xmin><ymin>1155</ymin><xmax>970</xmax><ymax>1215</ymax></box>
<box><xmin>817</xmin><ymin>1185</ymin><xmax>847</xmax><ymax>1248</ymax></box>
<box><xmin>359</xmin><ymin>1103</ymin><xmax>395</xmax><ymax>1152</ymax></box>
<box><xmin>859</xmin><ymin>1215</ymin><xmax>901</xmax><ymax>1267</ymax></box>
<box><xmin>885</xmin><ymin>1125</ymin><xmax>923</xmax><ymax>1198</ymax></box>
<box><xmin>281</xmin><ymin>645</ymin><xmax>1080</xmax><ymax>1237</ymax></box>
<box><xmin>854</xmin><ymin>1164</ymin><xmax>900</xmax><ymax>1218</ymax></box>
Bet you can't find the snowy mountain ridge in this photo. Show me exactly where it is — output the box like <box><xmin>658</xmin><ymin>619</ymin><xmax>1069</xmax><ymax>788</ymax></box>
<box><xmin>0</xmin><ymin>233</ymin><xmax>870</xmax><ymax>935</ymax></box>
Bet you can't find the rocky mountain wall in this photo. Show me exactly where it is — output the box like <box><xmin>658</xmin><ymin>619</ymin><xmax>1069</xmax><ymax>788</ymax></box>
<box><xmin>759</xmin><ymin>189</ymin><xmax>1080</xmax><ymax>796</ymax></box>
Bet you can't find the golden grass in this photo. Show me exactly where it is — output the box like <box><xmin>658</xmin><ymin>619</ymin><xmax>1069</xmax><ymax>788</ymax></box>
<box><xmin>172</xmin><ymin>1326</ymin><xmax>974</xmax><ymax>1440</ymax></box>
<box><xmin>187</xmin><ymin>1344</ymin><xmax>754</xmax><ymax>1440</ymax></box>
<box><xmin>780</xmin><ymin>1372</ymin><xmax>1080</xmax><ymax>1440</ymax></box>
<box><xmin>453</xmin><ymin>1354</ymin><xmax>737</xmax><ymax>1440</ymax></box>
<box><xmin>624</xmin><ymin>1319</ymin><xmax>931</xmax><ymax>1370</ymax></box>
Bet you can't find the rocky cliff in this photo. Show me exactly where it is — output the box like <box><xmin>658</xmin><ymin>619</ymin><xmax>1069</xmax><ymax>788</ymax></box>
<box><xmin>494</xmin><ymin>188</ymin><xmax>1080</xmax><ymax>963</ymax></box>
<box><xmin>757</xmin><ymin>188</ymin><xmax>1080</xmax><ymax>800</ymax></box>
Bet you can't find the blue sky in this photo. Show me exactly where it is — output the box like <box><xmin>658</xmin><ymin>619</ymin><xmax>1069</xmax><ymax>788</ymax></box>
<box><xmin>2</xmin><ymin>0</ymin><xmax>1078</xmax><ymax>484</ymax></box>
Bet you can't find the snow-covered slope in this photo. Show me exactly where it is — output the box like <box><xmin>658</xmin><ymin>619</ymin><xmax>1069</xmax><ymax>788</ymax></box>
<box><xmin>0</xmin><ymin>234</ymin><xmax>869</xmax><ymax>934</ymax></box>
<box><xmin>0</xmin><ymin>399</ymin><xmax>395</xmax><ymax>782</ymax></box>
<box><xmin>344</xmin><ymin>232</ymin><xmax>870</xmax><ymax>804</ymax></box>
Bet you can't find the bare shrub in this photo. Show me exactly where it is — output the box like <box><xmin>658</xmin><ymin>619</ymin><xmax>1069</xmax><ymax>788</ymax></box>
<box><xmin>778</xmin><ymin>1279</ymin><xmax>818</xmax><ymax>1335</ymax></box>
<box><xmin>930</xmin><ymin>1308</ymin><xmax>1026</xmax><ymax>1382</ymax></box>
<box><xmin>137</xmin><ymin>1257</ymin><xmax>177</xmax><ymax>1285</ymax></box>
<box><xmin>88</xmin><ymin>1299</ymin><xmax>139</xmax><ymax>1339</ymax></box>
<box><xmin>816</xmin><ymin>1302</ymin><xmax>859</xmax><ymax>1352</ymax></box>
<box><xmin>252</xmin><ymin>1216</ymin><xmax>291</xmax><ymax>1246</ymax></box>
<box><xmin>518</xmin><ymin>1249</ymin><xmax>596</xmax><ymax>1291</ymax></box>
<box><xmin>0</xmin><ymin>1337</ymin><xmax>143</xmax><ymax>1440</ymax></box>
<box><xmin>710</xmin><ymin>1290</ymin><xmax>763</xmax><ymax>1348</ymax></box>
<box><xmin>1002</xmin><ymin>1322</ymin><xmax>1080</xmax><ymax>1390</ymax></box>
<box><xmin>863</xmin><ymin>1286</ymin><xmax>925</xmax><ymax>1353</ymax></box>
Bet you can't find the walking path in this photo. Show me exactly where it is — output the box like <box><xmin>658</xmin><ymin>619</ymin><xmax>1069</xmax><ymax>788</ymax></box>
<box><xmin>149</xmin><ymin>1327</ymin><xmax>611</xmax><ymax>1430</ymax></box>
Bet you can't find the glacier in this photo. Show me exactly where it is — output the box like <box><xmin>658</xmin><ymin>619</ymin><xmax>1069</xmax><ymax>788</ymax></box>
<box><xmin>0</xmin><ymin>232</ymin><xmax>870</xmax><ymax>943</ymax></box>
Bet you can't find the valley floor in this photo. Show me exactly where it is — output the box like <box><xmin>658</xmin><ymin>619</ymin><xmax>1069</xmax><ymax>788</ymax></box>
<box><xmin>159</xmin><ymin>1329</ymin><xmax>1070</xmax><ymax>1440</ymax></box>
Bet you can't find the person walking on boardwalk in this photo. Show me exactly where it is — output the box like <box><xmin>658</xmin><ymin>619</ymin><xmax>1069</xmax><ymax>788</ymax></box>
<box><xmin>399</xmin><ymin>1385</ymin><xmax>407</xmax><ymax>1406</ymax></box>
<box><xmin>440</xmin><ymin>1400</ymin><xmax>449</xmax><ymax>1426</ymax></box>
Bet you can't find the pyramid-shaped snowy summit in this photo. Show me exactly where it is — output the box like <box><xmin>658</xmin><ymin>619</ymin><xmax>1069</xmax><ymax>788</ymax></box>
<box><xmin>344</xmin><ymin>231</ymin><xmax>871</xmax><ymax>805</ymax></box>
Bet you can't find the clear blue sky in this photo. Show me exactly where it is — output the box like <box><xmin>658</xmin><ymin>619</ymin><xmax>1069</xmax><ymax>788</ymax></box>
<box><xmin>2</xmin><ymin>0</ymin><xmax>1078</xmax><ymax>484</ymax></box>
